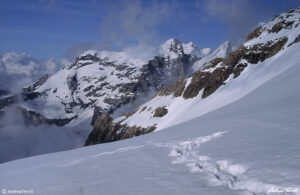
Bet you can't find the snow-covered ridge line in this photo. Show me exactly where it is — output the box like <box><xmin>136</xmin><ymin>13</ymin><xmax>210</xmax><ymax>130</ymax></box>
<box><xmin>110</xmin><ymin>7</ymin><xmax>300</xmax><ymax>134</ymax></box>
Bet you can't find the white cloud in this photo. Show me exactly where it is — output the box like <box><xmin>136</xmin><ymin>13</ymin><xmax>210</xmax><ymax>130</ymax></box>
<box><xmin>0</xmin><ymin>52</ymin><xmax>62</xmax><ymax>91</ymax></box>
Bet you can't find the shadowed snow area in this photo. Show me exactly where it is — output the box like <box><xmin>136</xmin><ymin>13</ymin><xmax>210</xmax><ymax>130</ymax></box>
<box><xmin>0</xmin><ymin>41</ymin><xmax>300</xmax><ymax>194</ymax></box>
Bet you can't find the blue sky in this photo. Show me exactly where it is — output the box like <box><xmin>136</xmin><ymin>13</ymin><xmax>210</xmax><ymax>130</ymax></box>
<box><xmin>0</xmin><ymin>0</ymin><xmax>299</xmax><ymax>60</ymax></box>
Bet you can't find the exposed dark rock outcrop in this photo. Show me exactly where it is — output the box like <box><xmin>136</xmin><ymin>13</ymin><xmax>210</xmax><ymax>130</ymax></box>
<box><xmin>22</xmin><ymin>91</ymin><xmax>45</xmax><ymax>101</ymax></box>
<box><xmin>247</xmin><ymin>26</ymin><xmax>263</xmax><ymax>41</ymax></box>
<box><xmin>22</xmin><ymin>75</ymin><xmax>49</xmax><ymax>101</ymax></box>
<box><xmin>182</xmin><ymin>36</ymin><xmax>288</xmax><ymax>99</ymax></box>
<box><xmin>85</xmin><ymin>113</ymin><xmax>115</xmax><ymax>144</ymax></box>
<box><xmin>182</xmin><ymin>71</ymin><xmax>210</xmax><ymax>99</ymax></box>
<box><xmin>23</xmin><ymin>74</ymin><xmax>48</xmax><ymax>93</ymax></box>
<box><xmin>269</xmin><ymin>20</ymin><xmax>294</xmax><ymax>33</ymax></box>
<box><xmin>91</xmin><ymin>107</ymin><xmax>103</xmax><ymax>126</ymax></box>
<box><xmin>153</xmin><ymin>107</ymin><xmax>168</xmax><ymax>117</ymax></box>
<box><xmin>84</xmin><ymin>113</ymin><xmax>156</xmax><ymax>146</ymax></box>
<box><xmin>168</xmin><ymin>38</ymin><xmax>184</xmax><ymax>54</ymax></box>
<box><xmin>66</xmin><ymin>74</ymin><xmax>78</xmax><ymax>94</ymax></box>
<box><xmin>233</xmin><ymin>63</ymin><xmax>248</xmax><ymax>78</ymax></box>
<box><xmin>243</xmin><ymin>37</ymin><xmax>288</xmax><ymax>64</ymax></box>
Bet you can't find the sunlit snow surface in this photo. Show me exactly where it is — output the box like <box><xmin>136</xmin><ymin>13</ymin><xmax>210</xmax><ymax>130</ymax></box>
<box><xmin>120</xmin><ymin>12</ymin><xmax>300</xmax><ymax>131</ymax></box>
<box><xmin>0</xmin><ymin>44</ymin><xmax>300</xmax><ymax>194</ymax></box>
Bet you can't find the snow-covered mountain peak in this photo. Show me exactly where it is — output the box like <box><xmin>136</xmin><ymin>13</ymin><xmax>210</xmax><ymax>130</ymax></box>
<box><xmin>159</xmin><ymin>38</ymin><xmax>211</xmax><ymax>60</ymax></box>
<box><xmin>182</xmin><ymin>41</ymin><xmax>197</xmax><ymax>54</ymax></box>
<box><xmin>159</xmin><ymin>38</ymin><xmax>185</xmax><ymax>59</ymax></box>
<box><xmin>69</xmin><ymin>49</ymin><xmax>149</xmax><ymax>71</ymax></box>
<box><xmin>183</xmin><ymin>41</ymin><xmax>211</xmax><ymax>58</ymax></box>
<box><xmin>20</xmin><ymin>38</ymin><xmax>206</xmax><ymax>129</ymax></box>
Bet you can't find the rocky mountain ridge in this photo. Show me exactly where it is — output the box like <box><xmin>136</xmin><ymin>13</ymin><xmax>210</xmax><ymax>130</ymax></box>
<box><xmin>85</xmin><ymin>7</ymin><xmax>300</xmax><ymax>146</ymax></box>
<box><xmin>13</xmin><ymin>39</ymin><xmax>224</xmax><ymax>130</ymax></box>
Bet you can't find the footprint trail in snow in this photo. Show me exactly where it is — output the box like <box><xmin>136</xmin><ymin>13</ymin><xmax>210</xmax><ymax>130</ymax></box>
<box><xmin>162</xmin><ymin>131</ymin><xmax>298</xmax><ymax>195</ymax></box>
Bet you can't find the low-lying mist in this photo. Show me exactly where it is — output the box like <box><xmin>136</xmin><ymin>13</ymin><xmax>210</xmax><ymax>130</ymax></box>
<box><xmin>0</xmin><ymin>106</ymin><xmax>88</xmax><ymax>164</ymax></box>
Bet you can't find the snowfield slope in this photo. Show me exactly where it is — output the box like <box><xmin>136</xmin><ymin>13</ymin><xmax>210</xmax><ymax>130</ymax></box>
<box><xmin>0</xmin><ymin>37</ymin><xmax>299</xmax><ymax>195</ymax></box>
<box><xmin>115</xmin><ymin>7</ymin><xmax>300</xmax><ymax>132</ymax></box>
